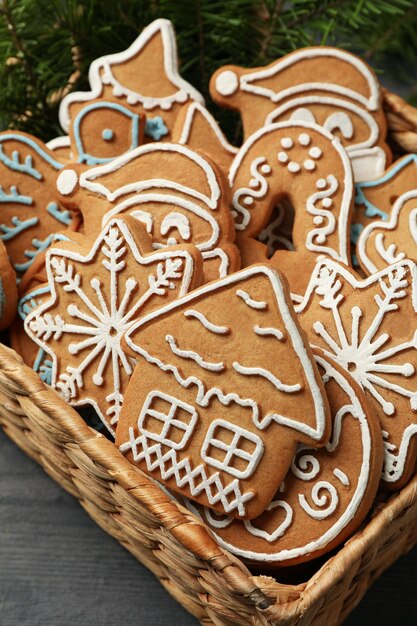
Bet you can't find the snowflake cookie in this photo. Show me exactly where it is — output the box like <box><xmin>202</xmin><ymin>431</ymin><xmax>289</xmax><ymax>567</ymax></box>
<box><xmin>56</xmin><ymin>142</ymin><xmax>240</xmax><ymax>282</ymax></box>
<box><xmin>184</xmin><ymin>349</ymin><xmax>383</xmax><ymax>566</ymax></box>
<box><xmin>116</xmin><ymin>264</ymin><xmax>331</xmax><ymax>519</ymax></box>
<box><xmin>296</xmin><ymin>257</ymin><xmax>417</xmax><ymax>488</ymax></box>
<box><xmin>0</xmin><ymin>131</ymin><xmax>77</xmax><ymax>276</ymax></box>
<box><xmin>229</xmin><ymin>121</ymin><xmax>352</xmax><ymax>301</ymax></box>
<box><xmin>210</xmin><ymin>47</ymin><xmax>390</xmax><ymax>182</ymax></box>
<box><xmin>24</xmin><ymin>216</ymin><xmax>203</xmax><ymax>435</ymax></box>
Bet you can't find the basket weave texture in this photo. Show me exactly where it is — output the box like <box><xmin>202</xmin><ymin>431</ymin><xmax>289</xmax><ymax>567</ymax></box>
<box><xmin>1</xmin><ymin>90</ymin><xmax>417</xmax><ymax>626</ymax></box>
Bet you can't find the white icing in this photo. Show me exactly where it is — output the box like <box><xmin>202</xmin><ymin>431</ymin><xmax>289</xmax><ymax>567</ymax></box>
<box><xmin>165</xmin><ymin>334</ymin><xmax>225</xmax><ymax>371</ymax></box>
<box><xmin>59</xmin><ymin>19</ymin><xmax>204</xmax><ymax>131</ymax></box>
<box><xmin>233</xmin><ymin>361</ymin><xmax>302</xmax><ymax>394</ymax></box>
<box><xmin>333</xmin><ymin>468</ymin><xmax>350</xmax><ymax>486</ymax></box>
<box><xmin>253</xmin><ymin>325</ymin><xmax>284</xmax><ymax>340</ymax></box>
<box><xmin>56</xmin><ymin>169</ymin><xmax>78</xmax><ymax>195</ymax></box>
<box><xmin>201</xmin><ymin>418</ymin><xmax>264</xmax><ymax>479</ymax></box>
<box><xmin>124</xmin><ymin>265</ymin><xmax>328</xmax><ymax>442</ymax></box>
<box><xmin>236</xmin><ymin>289</ymin><xmax>267</xmax><ymax>310</ymax></box>
<box><xmin>298</xmin><ymin>481</ymin><xmax>338</xmax><ymax>519</ymax></box>
<box><xmin>184</xmin><ymin>309</ymin><xmax>230</xmax><ymax>335</ymax></box>
<box><xmin>243</xmin><ymin>501</ymin><xmax>293</xmax><ymax>542</ymax></box>
<box><xmin>215</xmin><ymin>70</ymin><xmax>239</xmax><ymax>96</ymax></box>
<box><xmin>46</xmin><ymin>135</ymin><xmax>71</xmax><ymax>151</ymax></box>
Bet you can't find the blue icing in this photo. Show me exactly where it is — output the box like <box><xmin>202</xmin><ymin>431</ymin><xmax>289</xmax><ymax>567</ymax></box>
<box><xmin>145</xmin><ymin>116</ymin><xmax>168</xmax><ymax>140</ymax></box>
<box><xmin>0</xmin><ymin>133</ymin><xmax>63</xmax><ymax>179</ymax></box>
<box><xmin>33</xmin><ymin>348</ymin><xmax>53</xmax><ymax>385</ymax></box>
<box><xmin>0</xmin><ymin>216</ymin><xmax>39</xmax><ymax>241</ymax></box>
<box><xmin>102</xmin><ymin>128</ymin><xmax>114</xmax><ymax>141</ymax></box>
<box><xmin>351</xmin><ymin>253</ymin><xmax>359</xmax><ymax>267</ymax></box>
<box><xmin>47</xmin><ymin>201</ymin><xmax>72</xmax><ymax>226</ymax></box>
<box><xmin>18</xmin><ymin>284</ymin><xmax>51</xmax><ymax>320</ymax></box>
<box><xmin>0</xmin><ymin>277</ymin><xmax>4</xmax><ymax>320</ymax></box>
<box><xmin>355</xmin><ymin>154</ymin><xmax>417</xmax><ymax>219</ymax></box>
<box><xmin>0</xmin><ymin>184</ymin><xmax>32</xmax><ymax>205</ymax></box>
<box><xmin>73</xmin><ymin>101</ymin><xmax>141</xmax><ymax>165</ymax></box>
<box><xmin>14</xmin><ymin>232</ymin><xmax>70</xmax><ymax>274</ymax></box>
<box><xmin>350</xmin><ymin>222</ymin><xmax>364</xmax><ymax>245</ymax></box>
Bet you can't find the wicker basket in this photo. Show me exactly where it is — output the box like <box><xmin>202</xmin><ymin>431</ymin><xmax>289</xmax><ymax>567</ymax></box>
<box><xmin>1</xmin><ymin>90</ymin><xmax>417</xmax><ymax>626</ymax></box>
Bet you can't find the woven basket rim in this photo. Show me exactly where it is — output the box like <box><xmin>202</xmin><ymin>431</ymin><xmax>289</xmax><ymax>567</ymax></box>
<box><xmin>1</xmin><ymin>340</ymin><xmax>417</xmax><ymax>622</ymax></box>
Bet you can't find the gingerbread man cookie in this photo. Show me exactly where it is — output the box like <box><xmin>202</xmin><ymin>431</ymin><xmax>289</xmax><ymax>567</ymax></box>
<box><xmin>56</xmin><ymin>142</ymin><xmax>240</xmax><ymax>282</ymax></box>
<box><xmin>24</xmin><ymin>216</ymin><xmax>203</xmax><ymax>434</ymax></box>
<box><xmin>184</xmin><ymin>349</ymin><xmax>383</xmax><ymax>566</ymax></box>
<box><xmin>0</xmin><ymin>131</ymin><xmax>77</xmax><ymax>276</ymax></box>
<box><xmin>296</xmin><ymin>258</ymin><xmax>417</xmax><ymax>489</ymax></box>
<box><xmin>117</xmin><ymin>264</ymin><xmax>331</xmax><ymax>519</ymax></box>
<box><xmin>59</xmin><ymin>19</ymin><xmax>204</xmax><ymax>144</ymax></box>
<box><xmin>357</xmin><ymin>190</ymin><xmax>417</xmax><ymax>274</ymax></box>
<box><xmin>210</xmin><ymin>47</ymin><xmax>391</xmax><ymax>182</ymax></box>
<box><xmin>172</xmin><ymin>101</ymin><xmax>238</xmax><ymax>174</ymax></box>
<box><xmin>46</xmin><ymin>136</ymin><xmax>73</xmax><ymax>163</ymax></box>
<box><xmin>229</xmin><ymin>121</ymin><xmax>353</xmax><ymax>300</ymax></box>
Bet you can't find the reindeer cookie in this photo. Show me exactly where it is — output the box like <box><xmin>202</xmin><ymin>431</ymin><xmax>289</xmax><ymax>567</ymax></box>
<box><xmin>56</xmin><ymin>143</ymin><xmax>240</xmax><ymax>282</ymax></box>
<box><xmin>296</xmin><ymin>258</ymin><xmax>417</xmax><ymax>489</ymax></box>
<box><xmin>0</xmin><ymin>131</ymin><xmax>77</xmax><ymax>276</ymax></box>
<box><xmin>117</xmin><ymin>264</ymin><xmax>331</xmax><ymax>519</ymax></box>
<box><xmin>46</xmin><ymin>136</ymin><xmax>73</xmax><ymax>163</ymax></box>
<box><xmin>59</xmin><ymin>19</ymin><xmax>204</xmax><ymax>144</ymax></box>
<box><xmin>172</xmin><ymin>101</ymin><xmax>238</xmax><ymax>173</ymax></box>
<box><xmin>229</xmin><ymin>121</ymin><xmax>353</xmax><ymax>300</ymax></box>
<box><xmin>185</xmin><ymin>350</ymin><xmax>383</xmax><ymax>566</ymax></box>
<box><xmin>24</xmin><ymin>216</ymin><xmax>203</xmax><ymax>435</ymax></box>
<box><xmin>210</xmin><ymin>47</ymin><xmax>390</xmax><ymax>182</ymax></box>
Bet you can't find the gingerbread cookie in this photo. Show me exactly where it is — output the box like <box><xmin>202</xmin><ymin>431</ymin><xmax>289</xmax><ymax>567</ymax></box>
<box><xmin>59</xmin><ymin>19</ymin><xmax>204</xmax><ymax>143</ymax></box>
<box><xmin>46</xmin><ymin>136</ymin><xmax>73</xmax><ymax>163</ymax></box>
<box><xmin>357</xmin><ymin>190</ymin><xmax>417</xmax><ymax>274</ymax></box>
<box><xmin>117</xmin><ymin>264</ymin><xmax>331</xmax><ymax>519</ymax></box>
<box><xmin>172</xmin><ymin>101</ymin><xmax>238</xmax><ymax>173</ymax></box>
<box><xmin>296</xmin><ymin>258</ymin><xmax>417</xmax><ymax>488</ymax></box>
<box><xmin>24</xmin><ymin>216</ymin><xmax>203</xmax><ymax>435</ymax></box>
<box><xmin>229</xmin><ymin>121</ymin><xmax>353</xmax><ymax>300</ymax></box>
<box><xmin>56</xmin><ymin>142</ymin><xmax>240</xmax><ymax>282</ymax></box>
<box><xmin>0</xmin><ymin>238</ymin><xmax>17</xmax><ymax>330</ymax></box>
<box><xmin>0</xmin><ymin>131</ymin><xmax>77</xmax><ymax>276</ymax></box>
<box><xmin>184</xmin><ymin>349</ymin><xmax>383</xmax><ymax>566</ymax></box>
<box><xmin>210</xmin><ymin>47</ymin><xmax>391</xmax><ymax>182</ymax></box>
<box><xmin>351</xmin><ymin>154</ymin><xmax>417</xmax><ymax>266</ymax></box>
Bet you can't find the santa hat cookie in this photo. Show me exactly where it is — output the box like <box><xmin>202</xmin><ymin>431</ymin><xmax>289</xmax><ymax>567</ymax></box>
<box><xmin>24</xmin><ymin>215</ymin><xmax>203</xmax><ymax>435</ymax></box>
<box><xmin>117</xmin><ymin>264</ymin><xmax>331</xmax><ymax>520</ymax></box>
<box><xmin>296</xmin><ymin>258</ymin><xmax>417</xmax><ymax>489</ymax></box>
<box><xmin>210</xmin><ymin>47</ymin><xmax>391</xmax><ymax>182</ymax></box>
<box><xmin>56</xmin><ymin>142</ymin><xmax>240</xmax><ymax>282</ymax></box>
<box><xmin>184</xmin><ymin>349</ymin><xmax>383</xmax><ymax>567</ymax></box>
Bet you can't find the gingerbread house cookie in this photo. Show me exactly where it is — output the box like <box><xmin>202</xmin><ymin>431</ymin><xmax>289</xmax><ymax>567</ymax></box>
<box><xmin>117</xmin><ymin>264</ymin><xmax>331</xmax><ymax>519</ymax></box>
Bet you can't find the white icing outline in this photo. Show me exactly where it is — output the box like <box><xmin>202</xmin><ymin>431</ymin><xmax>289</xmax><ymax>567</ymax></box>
<box><xmin>184</xmin><ymin>309</ymin><xmax>230</xmax><ymax>335</ymax></box>
<box><xmin>46</xmin><ymin>136</ymin><xmax>71</xmax><ymax>151</ymax></box>
<box><xmin>59</xmin><ymin>19</ymin><xmax>204</xmax><ymax>131</ymax></box>
<box><xmin>177</xmin><ymin>101</ymin><xmax>238</xmax><ymax>156</ymax></box>
<box><xmin>125</xmin><ymin>264</ymin><xmax>328</xmax><ymax>442</ymax></box>
<box><xmin>185</xmin><ymin>352</ymin><xmax>374</xmax><ymax>562</ymax></box>
<box><xmin>358</xmin><ymin>189</ymin><xmax>417</xmax><ymax>274</ymax></box>
<box><xmin>231</xmin><ymin>47</ymin><xmax>379</xmax><ymax>111</ymax></box>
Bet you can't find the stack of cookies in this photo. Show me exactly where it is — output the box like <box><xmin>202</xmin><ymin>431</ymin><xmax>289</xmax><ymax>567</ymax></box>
<box><xmin>1</xmin><ymin>18</ymin><xmax>416</xmax><ymax>569</ymax></box>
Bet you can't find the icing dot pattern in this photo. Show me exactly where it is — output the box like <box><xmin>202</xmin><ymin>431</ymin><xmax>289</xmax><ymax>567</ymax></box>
<box><xmin>276</xmin><ymin>133</ymin><xmax>323</xmax><ymax>174</ymax></box>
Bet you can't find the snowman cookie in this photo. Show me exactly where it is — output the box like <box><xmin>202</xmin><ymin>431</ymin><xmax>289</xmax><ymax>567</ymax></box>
<box><xmin>117</xmin><ymin>264</ymin><xmax>331</xmax><ymax>520</ymax></box>
<box><xmin>185</xmin><ymin>349</ymin><xmax>383</xmax><ymax>566</ymax></box>
<box><xmin>210</xmin><ymin>47</ymin><xmax>390</xmax><ymax>182</ymax></box>
<box><xmin>24</xmin><ymin>216</ymin><xmax>203</xmax><ymax>435</ymax></box>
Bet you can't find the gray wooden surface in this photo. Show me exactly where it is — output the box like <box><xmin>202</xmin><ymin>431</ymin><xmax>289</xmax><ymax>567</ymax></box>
<box><xmin>1</xmin><ymin>426</ymin><xmax>417</xmax><ymax>625</ymax></box>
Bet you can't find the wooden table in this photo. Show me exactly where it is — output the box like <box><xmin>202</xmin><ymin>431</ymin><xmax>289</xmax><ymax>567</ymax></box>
<box><xmin>1</xmin><ymin>427</ymin><xmax>416</xmax><ymax>625</ymax></box>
